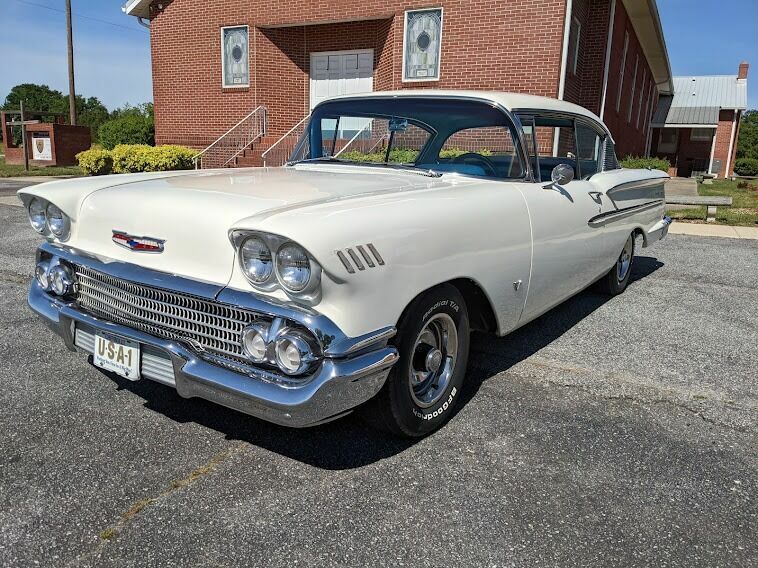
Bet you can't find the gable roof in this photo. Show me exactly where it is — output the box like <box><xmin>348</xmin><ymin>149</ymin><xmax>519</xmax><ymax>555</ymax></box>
<box><xmin>652</xmin><ymin>75</ymin><xmax>748</xmax><ymax>126</ymax></box>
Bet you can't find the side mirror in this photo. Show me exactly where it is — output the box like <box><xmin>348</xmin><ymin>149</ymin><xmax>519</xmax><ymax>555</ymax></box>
<box><xmin>550</xmin><ymin>163</ymin><xmax>574</xmax><ymax>186</ymax></box>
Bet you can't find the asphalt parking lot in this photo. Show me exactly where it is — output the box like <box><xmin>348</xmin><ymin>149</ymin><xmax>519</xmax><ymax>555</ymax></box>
<box><xmin>0</xmin><ymin>202</ymin><xmax>755</xmax><ymax>567</ymax></box>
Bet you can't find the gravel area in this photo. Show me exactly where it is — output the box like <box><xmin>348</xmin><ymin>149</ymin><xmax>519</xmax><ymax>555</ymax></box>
<box><xmin>0</xmin><ymin>203</ymin><xmax>755</xmax><ymax>567</ymax></box>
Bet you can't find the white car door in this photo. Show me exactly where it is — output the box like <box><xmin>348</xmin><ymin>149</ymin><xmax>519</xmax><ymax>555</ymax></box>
<box><xmin>517</xmin><ymin>114</ymin><xmax>618</xmax><ymax>322</ymax></box>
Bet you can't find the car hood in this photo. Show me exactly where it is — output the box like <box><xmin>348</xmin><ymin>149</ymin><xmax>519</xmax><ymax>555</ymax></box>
<box><xmin>24</xmin><ymin>165</ymin><xmax>461</xmax><ymax>286</ymax></box>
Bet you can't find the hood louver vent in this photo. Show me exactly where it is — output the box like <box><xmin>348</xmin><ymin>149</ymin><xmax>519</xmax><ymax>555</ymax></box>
<box><xmin>336</xmin><ymin>244</ymin><xmax>385</xmax><ymax>274</ymax></box>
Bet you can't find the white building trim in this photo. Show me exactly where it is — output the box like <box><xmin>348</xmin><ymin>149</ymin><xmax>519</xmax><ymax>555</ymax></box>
<box><xmin>599</xmin><ymin>0</ymin><xmax>617</xmax><ymax>120</ymax></box>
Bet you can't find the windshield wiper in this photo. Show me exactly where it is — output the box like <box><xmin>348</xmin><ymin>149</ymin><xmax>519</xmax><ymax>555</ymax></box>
<box><xmin>287</xmin><ymin>157</ymin><xmax>442</xmax><ymax>177</ymax></box>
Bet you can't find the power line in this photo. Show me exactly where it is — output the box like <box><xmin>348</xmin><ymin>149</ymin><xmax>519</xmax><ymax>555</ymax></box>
<box><xmin>12</xmin><ymin>0</ymin><xmax>149</xmax><ymax>34</ymax></box>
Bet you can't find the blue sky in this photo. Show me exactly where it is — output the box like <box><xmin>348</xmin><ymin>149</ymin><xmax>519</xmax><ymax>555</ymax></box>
<box><xmin>0</xmin><ymin>0</ymin><xmax>755</xmax><ymax>111</ymax></box>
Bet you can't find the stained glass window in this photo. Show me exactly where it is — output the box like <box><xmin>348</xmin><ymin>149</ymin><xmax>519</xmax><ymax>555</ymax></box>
<box><xmin>403</xmin><ymin>9</ymin><xmax>443</xmax><ymax>81</ymax></box>
<box><xmin>222</xmin><ymin>26</ymin><xmax>249</xmax><ymax>87</ymax></box>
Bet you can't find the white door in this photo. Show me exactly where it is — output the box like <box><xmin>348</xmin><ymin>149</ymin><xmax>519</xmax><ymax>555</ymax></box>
<box><xmin>310</xmin><ymin>50</ymin><xmax>374</xmax><ymax>111</ymax></box>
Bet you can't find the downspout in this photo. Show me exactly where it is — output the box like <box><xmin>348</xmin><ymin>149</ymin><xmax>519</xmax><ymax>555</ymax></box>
<box><xmin>599</xmin><ymin>0</ymin><xmax>616</xmax><ymax>120</ymax></box>
<box><xmin>554</xmin><ymin>0</ymin><xmax>574</xmax><ymax>154</ymax></box>
<box><xmin>137</xmin><ymin>17</ymin><xmax>150</xmax><ymax>28</ymax></box>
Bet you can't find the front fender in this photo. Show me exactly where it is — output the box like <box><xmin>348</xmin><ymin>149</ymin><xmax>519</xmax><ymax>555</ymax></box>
<box><xmin>226</xmin><ymin>180</ymin><xmax>533</xmax><ymax>338</ymax></box>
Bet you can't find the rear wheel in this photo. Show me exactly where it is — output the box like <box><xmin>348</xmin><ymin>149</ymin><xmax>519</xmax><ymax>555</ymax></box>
<box><xmin>599</xmin><ymin>232</ymin><xmax>635</xmax><ymax>295</ymax></box>
<box><xmin>363</xmin><ymin>285</ymin><xmax>470</xmax><ymax>437</ymax></box>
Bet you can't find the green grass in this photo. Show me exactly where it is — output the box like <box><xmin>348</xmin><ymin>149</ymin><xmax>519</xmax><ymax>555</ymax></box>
<box><xmin>666</xmin><ymin>178</ymin><xmax>758</xmax><ymax>226</ymax></box>
<box><xmin>0</xmin><ymin>153</ymin><xmax>82</xmax><ymax>178</ymax></box>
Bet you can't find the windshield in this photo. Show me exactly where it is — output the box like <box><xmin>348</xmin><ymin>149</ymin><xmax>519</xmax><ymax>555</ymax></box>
<box><xmin>289</xmin><ymin>97</ymin><xmax>525</xmax><ymax>179</ymax></box>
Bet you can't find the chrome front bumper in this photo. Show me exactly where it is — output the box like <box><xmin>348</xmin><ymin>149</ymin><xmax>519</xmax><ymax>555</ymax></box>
<box><xmin>28</xmin><ymin>245</ymin><xmax>399</xmax><ymax>428</ymax></box>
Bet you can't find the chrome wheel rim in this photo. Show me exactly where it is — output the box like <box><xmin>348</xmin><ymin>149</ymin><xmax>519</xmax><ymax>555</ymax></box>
<box><xmin>409</xmin><ymin>313</ymin><xmax>458</xmax><ymax>408</ymax></box>
<box><xmin>616</xmin><ymin>234</ymin><xmax>634</xmax><ymax>282</ymax></box>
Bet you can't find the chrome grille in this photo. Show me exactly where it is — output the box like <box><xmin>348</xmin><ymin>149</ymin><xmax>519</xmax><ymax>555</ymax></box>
<box><xmin>74</xmin><ymin>265</ymin><xmax>260</xmax><ymax>365</ymax></box>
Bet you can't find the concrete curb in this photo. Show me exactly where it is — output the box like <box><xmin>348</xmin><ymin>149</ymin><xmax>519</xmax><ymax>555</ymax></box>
<box><xmin>1</xmin><ymin>176</ymin><xmax>78</xmax><ymax>183</ymax></box>
<box><xmin>669</xmin><ymin>223</ymin><xmax>758</xmax><ymax>240</ymax></box>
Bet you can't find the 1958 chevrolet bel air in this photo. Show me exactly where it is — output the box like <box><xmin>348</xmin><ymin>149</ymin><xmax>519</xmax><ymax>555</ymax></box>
<box><xmin>20</xmin><ymin>91</ymin><xmax>670</xmax><ymax>437</ymax></box>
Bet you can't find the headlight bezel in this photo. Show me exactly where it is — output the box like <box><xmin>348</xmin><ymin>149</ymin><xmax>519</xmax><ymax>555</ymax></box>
<box><xmin>230</xmin><ymin>230</ymin><xmax>322</xmax><ymax>300</ymax></box>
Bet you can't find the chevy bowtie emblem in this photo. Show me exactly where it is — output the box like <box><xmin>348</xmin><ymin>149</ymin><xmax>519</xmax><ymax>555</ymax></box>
<box><xmin>112</xmin><ymin>230</ymin><xmax>165</xmax><ymax>253</ymax></box>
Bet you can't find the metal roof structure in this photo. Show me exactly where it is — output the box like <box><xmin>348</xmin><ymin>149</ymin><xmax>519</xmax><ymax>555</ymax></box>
<box><xmin>652</xmin><ymin>75</ymin><xmax>748</xmax><ymax>127</ymax></box>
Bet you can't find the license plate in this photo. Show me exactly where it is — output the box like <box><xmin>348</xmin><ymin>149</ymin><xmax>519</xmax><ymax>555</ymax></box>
<box><xmin>93</xmin><ymin>332</ymin><xmax>141</xmax><ymax>381</ymax></box>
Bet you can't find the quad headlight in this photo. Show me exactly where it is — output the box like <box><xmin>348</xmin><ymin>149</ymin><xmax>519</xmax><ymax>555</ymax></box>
<box><xmin>28</xmin><ymin>198</ymin><xmax>47</xmax><ymax>233</ymax></box>
<box><xmin>233</xmin><ymin>231</ymin><xmax>320</xmax><ymax>299</ymax></box>
<box><xmin>46</xmin><ymin>203</ymin><xmax>70</xmax><ymax>239</ymax></box>
<box><xmin>275</xmin><ymin>243</ymin><xmax>311</xmax><ymax>292</ymax></box>
<box><xmin>26</xmin><ymin>198</ymin><xmax>70</xmax><ymax>240</ymax></box>
<box><xmin>239</xmin><ymin>236</ymin><xmax>273</xmax><ymax>284</ymax></box>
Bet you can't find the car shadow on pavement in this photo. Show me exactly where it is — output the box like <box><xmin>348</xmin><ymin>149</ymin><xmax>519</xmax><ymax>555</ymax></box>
<box><xmin>101</xmin><ymin>254</ymin><xmax>663</xmax><ymax>471</ymax></box>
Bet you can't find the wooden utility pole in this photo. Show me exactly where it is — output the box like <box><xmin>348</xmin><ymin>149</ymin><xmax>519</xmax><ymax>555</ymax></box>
<box><xmin>20</xmin><ymin>101</ymin><xmax>29</xmax><ymax>171</ymax></box>
<box><xmin>66</xmin><ymin>0</ymin><xmax>76</xmax><ymax>125</ymax></box>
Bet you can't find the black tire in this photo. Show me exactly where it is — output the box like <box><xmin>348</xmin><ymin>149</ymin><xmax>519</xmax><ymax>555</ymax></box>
<box><xmin>363</xmin><ymin>284</ymin><xmax>470</xmax><ymax>438</ymax></box>
<box><xmin>599</xmin><ymin>232</ymin><xmax>635</xmax><ymax>295</ymax></box>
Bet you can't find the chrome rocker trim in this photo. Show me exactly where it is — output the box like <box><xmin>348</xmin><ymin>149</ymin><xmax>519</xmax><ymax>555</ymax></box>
<box><xmin>29</xmin><ymin>244</ymin><xmax>399</xmax><ymax>428</ymax></box>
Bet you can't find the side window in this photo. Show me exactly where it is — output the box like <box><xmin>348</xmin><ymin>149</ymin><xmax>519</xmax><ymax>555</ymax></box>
<box><xmin>603</xmin><ymin>138</ymin><xmax>619</xmax><ymax>170</ymax></box>
<box><xmin>575</xmin><ymin>122</ymin><xmax>602</xmax><ymax>178</ymax></box>
<box><xmin>518</xmin><ymin>113</ymin><xmax>577</xmax><ymax>182</ymax></box>
<box><xmin>431</xmin><ymin>126</ymin><xmax>524</xmax><ymax>179</ymax></box>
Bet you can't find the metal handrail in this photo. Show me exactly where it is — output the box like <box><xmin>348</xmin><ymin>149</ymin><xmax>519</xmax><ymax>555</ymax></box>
<box><xmin>261</xmin><ymin>113</ymin><xmax>311</xmax><ymax>167</ymax></box>
<box><xmin>194</xmin><ymin>106</ymin><xmax>267</xmax><ymax>169</ymax></box>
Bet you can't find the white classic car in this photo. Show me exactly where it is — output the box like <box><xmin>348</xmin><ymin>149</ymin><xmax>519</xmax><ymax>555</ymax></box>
<box><xmin>20</xmin><ymin>91</ymin><xmax>670</xmax><ymax>437</ymax></box>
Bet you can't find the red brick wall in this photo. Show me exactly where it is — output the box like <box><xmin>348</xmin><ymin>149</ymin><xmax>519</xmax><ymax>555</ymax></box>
<box><xmin>148</xmin><ymin>0</ymin><xmax>662</xmax><ymax>156</ymax></box>
<box><xmin>3</xmin><ymin>123</ymin><xmax>90</xmax><ymax>167</ymax></box>
<box><xmin>149</xmin><ymin>0</ymin><xmax>568</xmax><ymax>146</ymax></box>
<box><xmin>712</xmin><ymin>109</ymin><xmax>738</xmax><ymax>178</ymax></box>
<box><xmin>600</xmin><ymin>0</ymin><xmax>658</xmax><ymax>158</ymax></box>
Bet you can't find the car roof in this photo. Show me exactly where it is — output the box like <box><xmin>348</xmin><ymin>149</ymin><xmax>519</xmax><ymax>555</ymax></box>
<box><xmin>322</xmin><ymin>90</ymin><xmax>604</xmax><ymax>126</ymax></box>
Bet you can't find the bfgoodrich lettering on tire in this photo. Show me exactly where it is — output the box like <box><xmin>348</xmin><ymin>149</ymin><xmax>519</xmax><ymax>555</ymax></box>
<box><xmin>363</xmin><ymin>284</ymin><xmax>470</xmax><ymax>437</ymax></box>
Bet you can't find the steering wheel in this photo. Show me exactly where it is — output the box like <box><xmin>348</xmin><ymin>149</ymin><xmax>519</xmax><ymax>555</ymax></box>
<box><xmin>451</xmin><ymin>152</ymin><xmax>498</xmax><ymax>177</ymax></box>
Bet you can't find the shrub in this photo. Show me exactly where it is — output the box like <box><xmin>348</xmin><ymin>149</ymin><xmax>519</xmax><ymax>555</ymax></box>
<box><xmin>76</xmin><ymin>144</ymin><xmax>196</xmax><ymax>176</ymax></box>
<box><xmin>76</xmin><ymin>149</ymin><xmax>113</xmax><ymax>176</ymax></box>
<box><xmin>111</xmin><ymin>144</ymin><xmax>152</xmax><ymax>173</ymax></box>
<box><xmin>734</xmin><ymin>158</ymin><xmax>758</xmax><ymax>177</ymax></box>
<box><xmin>620</xmin><ymin>156</ymin><xmax>671</xmax><ymax>172</ymax></box>
<box><xmin>98</xmin><ymin>114</ymin><xmax>155</xmax><ymax>150</ymax></box>
<box><xmin>143</xmin><ymin>145</ymin><xmax>196</xmax><ymax>171</ymax></box>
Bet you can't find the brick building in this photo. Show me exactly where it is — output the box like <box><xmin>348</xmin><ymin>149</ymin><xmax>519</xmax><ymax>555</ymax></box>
<box><xmin>123</xmin><ymin>0</ymin><xmax>672</xmax><ymax>165</ymax></box>
<box><xmin>650</xmin><ymin>63</ymin><xmax>749</xmax><ymax>178</ymax></box>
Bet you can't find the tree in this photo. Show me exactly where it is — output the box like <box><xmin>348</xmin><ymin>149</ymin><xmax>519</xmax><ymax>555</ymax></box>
<box><xmin>2</xmin><ymin>83</ymin><xmax>68</xmax><ymax>113</ymax></box>
<box><xmin>76</xmin><ymin>96</ymin><xmax>110</xmax><ymax>142</ymax></box>
<box><xmin>736</xmin><ymin>110</ymin><xmax>758</xmax><ymax>161</ymax></box>
<box><xmin>98</xmin><ymin>114</ymin><xmax>155</xmax><ymax>149</ymax></box>
<box><xmin>2</xmin><ymin>83</ymin><xmax>136</xmax><ymax>144</ymax></box>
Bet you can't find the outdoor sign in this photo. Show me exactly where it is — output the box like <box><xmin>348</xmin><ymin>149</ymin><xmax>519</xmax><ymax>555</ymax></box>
<box><xmin>32</xmin><ymin>132</ymin><xmax>52</xmax><ymax>161</ymax></box>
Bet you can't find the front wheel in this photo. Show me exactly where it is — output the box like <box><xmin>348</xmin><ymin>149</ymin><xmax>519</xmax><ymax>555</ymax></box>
<box><xmin>599</xmin><ymin>232</ymin><xmax>635</xmax><ymax>295</ymax></box>
<box><xmin>363</xmin><ymin>285</ymin><xmax>470</xmax><ymax>437</ymax></box>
